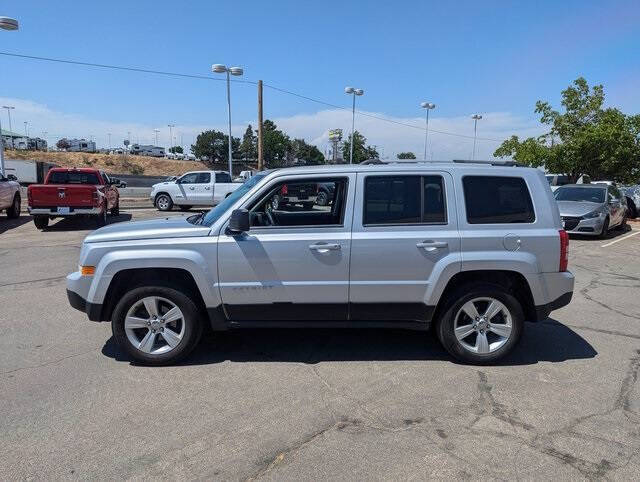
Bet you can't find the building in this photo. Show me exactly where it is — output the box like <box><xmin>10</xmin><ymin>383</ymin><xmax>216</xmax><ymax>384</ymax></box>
<box><xmin>0</xmin><ymin>128</ymin><xmax>23</xmax><ymax>149</ymax></box>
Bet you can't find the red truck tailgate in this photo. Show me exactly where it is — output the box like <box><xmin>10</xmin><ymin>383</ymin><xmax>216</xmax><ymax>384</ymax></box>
<box><xmin>29</xmin><ymin>184</ymin><xmax>99</xmax><ymax>207</ymax></box>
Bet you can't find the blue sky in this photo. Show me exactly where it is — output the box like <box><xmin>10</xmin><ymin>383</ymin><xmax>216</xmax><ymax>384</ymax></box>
<box><xmin>1</xmin><ymin>0</ymin><xmax>639</xmax><ymax>159</ymax></box>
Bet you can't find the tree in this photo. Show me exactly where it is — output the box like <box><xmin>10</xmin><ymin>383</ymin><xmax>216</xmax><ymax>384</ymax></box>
<box><xmin>56</xmin><ymin>138</ymin><xmax>71</xmax><ymax>150</ymax></box>
<box><xmin>342</xmin><ymin>131</ymin><xmax>379</xmax><ymax>163</ymax></box>
<box><xmin>168</xmin><ymin>146</ymin><xmax>183</xmax><ymax>154</ymax></box>
<box><xmin>240</xmin><ymin>124</ymin><xmax>256</xmax><ymax>160</ymax></box>
<box><xmin>190</xmin><ymin>130</ymin><xmax>240</xmax><ymax>164</ymax></box>
<box><xmin>397</xmin><ymin>152</ymin><xmax>416</xmax><ymax>159</ymax></box>
<box><xmin>494</xmin><ymin>77</ymin><xmax>640</xmax><ymax>183</ymax></box>
<box><xmin>290</xmin><ymin>138</ymin><xmax>325</xmax><ymax>165</ymax></box>
<box><xmin>262</xmin><ymin>120</ymin><xmax>291</xmax><ymax>167</ymax></box>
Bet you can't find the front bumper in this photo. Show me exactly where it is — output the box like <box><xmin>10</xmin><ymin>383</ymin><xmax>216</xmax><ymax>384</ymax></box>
<box><xmin>561</xmin><ymin>215</ymin><xmax>605</xmax><ymax>235</ymax></box>
<box><xmin>28</xmin><ymin>206</ymin><xmax>102</xmax><ymax>216</ymax></box>
<box><xmin>67</xmin><ymin>289</ymin><xmax>104</xmax><ymax>321</ymax></box>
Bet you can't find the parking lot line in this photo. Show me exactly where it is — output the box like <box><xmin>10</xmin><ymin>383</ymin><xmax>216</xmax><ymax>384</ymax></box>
<box><xmin>601</xmin><ymin>230</ymin><xmax>640</xmax><ymax>248</ymax></box>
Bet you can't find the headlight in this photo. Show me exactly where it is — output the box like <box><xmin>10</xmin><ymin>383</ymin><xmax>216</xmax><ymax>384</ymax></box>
<box><xmin>582</xmin><ymin>210</ymin><xmax>603</xmax><ymax>219</ymax></box>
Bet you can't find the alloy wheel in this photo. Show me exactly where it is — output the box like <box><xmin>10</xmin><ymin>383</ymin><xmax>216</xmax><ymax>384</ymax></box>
<box><xmin>453</xmin><ymin>297</ymin><xmax>513</xmax><ymax>354</ymax></box>
<box><xmin>124</xmin><ymin>296</ymin><xmax>185</xmax><ymax>354</ymax></box>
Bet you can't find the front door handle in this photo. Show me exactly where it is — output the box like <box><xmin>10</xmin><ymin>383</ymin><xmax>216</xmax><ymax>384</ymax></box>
<box><xmin>204</xmin><ymin>186</ymin><xmax>211</xmax><ymax>190</ymax></box>
<box><xmin>416</xmin><ymin>240</ymin><xmax>448</xmax><ymax>251</ymax></box>
<box><xmin>309</xmin><ymin>243</ymin><xmax>341</xmax><ymax>252</ymax></box>
<box><xmin>189</xmin><ymin>186</ymin><xmax>195</xmax><ymax>190</ymax></box>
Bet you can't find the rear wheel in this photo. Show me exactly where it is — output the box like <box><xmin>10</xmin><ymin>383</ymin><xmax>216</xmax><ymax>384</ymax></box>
<box><xmin>33</xmin><ymin>215</ymin><xmax>48</xmax><ymax>230</ymax></box>
<box><xmin>110</xmin><ymin>203</ymin><xmax>120</xmax><ymax>216</ymax></box>
<box><xmin>7</xmin><ymin>194</ymin><xmax>20</xmax><ymax>219</ymax></box>
<box><xmin>155</xmin><ymin>193</ymin><xmax>173</xmax><ymax>211</ymax></box>
<box><xmin>95</xmin><ymin>208</ymin><xmax>108</xmax><ymax>227</ymax></box>
<box><xmin>436</xmin><ymin>283</ymin><xmax>524</xmax><ymax>364</ymax></box>
<box><xmin>316</xmin><ymin>190</ymin><xmax>329</xmax><ymax>206</ymax></box>
<box><xmin>111</xmin><ymin>286</ymin><xmax>204</xmax><ymax>365</ymax></box>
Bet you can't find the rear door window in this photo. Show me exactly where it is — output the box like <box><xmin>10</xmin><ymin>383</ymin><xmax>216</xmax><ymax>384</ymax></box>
<box><xmin>364</xmin><ymin>175</ymin><xmax>446</xmax><ymax>225</ymax></box>
<box><xmin>463</xmin><ymin>176</ymin><xmax>535</xmax><ymax>224</ymax></box>
<box><xmin>216</xmin><ymin>172</ymin><xmax>231</xmax><ymax>183</ymax></box>
<box><xmin>197</xmin><ymin>172</ymin><xmax>211</xmax><ymax>183</ymax></box>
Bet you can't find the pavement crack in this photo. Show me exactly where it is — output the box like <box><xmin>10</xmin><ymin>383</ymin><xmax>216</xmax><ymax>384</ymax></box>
<box><xmin>1</xmin><ymin>349</ymin><xmax>95</xmax><ymax>375</ymax></box>
<box><xmin>615</xmin><ymin>349</ymin><xmax>640</xmax><ymax>413</ymax></box>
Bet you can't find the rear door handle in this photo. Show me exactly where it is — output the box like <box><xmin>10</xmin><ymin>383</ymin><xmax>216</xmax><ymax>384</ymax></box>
<box><xmin>416</xmin><ymin>240</ymin><xmax>448</xmax><ymax>251</ymax></box>
<box><xmin>309</xmin><ymin>243</ymin><xmax>341</xmax><ymax>252</ymax></box>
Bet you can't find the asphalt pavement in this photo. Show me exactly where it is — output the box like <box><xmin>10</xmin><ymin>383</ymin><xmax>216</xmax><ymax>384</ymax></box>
<box><xmin>1</xmin><ymin>210</ymin><xmax>639</xmax><ymax>480</ymax></box>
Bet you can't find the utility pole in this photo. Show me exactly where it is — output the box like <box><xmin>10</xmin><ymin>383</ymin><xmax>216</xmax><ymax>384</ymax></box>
<box><xmin>257</xmin><ymin>79</ymin><xmax>264</xmax><ymax>170</ymax></box>
<box><xmin>108</xmin><ymin>133</ymin><xmax>112</xmax><ymax>150</ymax></box>
<box><xmin>471</xmin><ymin>114</ymin><xmax>482</xmax><ymax>160</ymax></box>
<box><xmin>24</xmin><ymin>121</ymin><xmax>28</xmax><ymax>137</ymax></box>
<box><xmin>153</xmin><ymin>129</ymin><xmax>159</xmax><ymax>146</ymax></box>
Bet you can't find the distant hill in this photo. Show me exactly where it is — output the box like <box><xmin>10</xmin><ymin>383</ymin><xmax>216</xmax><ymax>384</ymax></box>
<box><xmin>6</xmin><ymin>150</ymin><xmax>209</xmax><ymax>176</ymax></box>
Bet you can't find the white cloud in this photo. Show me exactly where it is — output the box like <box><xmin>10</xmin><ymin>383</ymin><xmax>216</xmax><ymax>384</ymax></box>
<box><xmin>1</xmin><ymin>96</ymin><xmax>545</xmax><ymax>160</ymax></box>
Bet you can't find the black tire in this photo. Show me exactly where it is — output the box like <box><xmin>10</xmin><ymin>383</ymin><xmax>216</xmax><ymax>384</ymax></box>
<box><xmin>626</xmin><ymin>199</ymin><xmax>637</xmax><ymax>219</ymax></box>
<box><xmin>179</xmin><ymin>205</ymin><xmax>192</xmax><ymax>211</ymax></box>
<box><xmin>271</xmin><ymin>194</ymin><xmax>282</xmax><ymax>210</ymax></box>
<box><xmin>302</xmin><ymin>202</ymin><xmax>315</xmax><ymax>210</ymax></box>
<box><xmin>155</xmin><ymin>193</ymin><xmax>173</xmax><ymax>211</ymax></box>
<box><xmin>33</xmin><ymin>215</ymin><xmax>48</xmax><ymax>230</ymax></box>
<box><xmin>110</xmin><ymin>203</ymin><xmax>120</xmax><ymax>216</ymax></box>
<box><xmin>435</xmin><ymin>283</ymin><xmax>524</xmax><ymax>364</ymax></box>
<box><xmin>111</xmin><ymin>286</ymin><xmax>204</xmax><ymax>365</ymax></box>
<box><xmin>316</xmin><ymin>190</ymin><xmax>329</xmax><ymax>206</ymax></box>
<box><xmin>618</xmin><ymin>214</ymin><xmax>627</xmax><ymax>230</ymax></box>
<box><xmin>598</xmin><ymin>216</ymin><xmax>610</xmax><ymax>239</ymax></box>
<box><xmin>95</xmin><ymin>208</ymin><xmax>108</xmax><ymax>227</ymax></box>
<box><xmin>7</xmin><ymin>194</ymin><xmax>21</xmax><ymax>219</ymax></box>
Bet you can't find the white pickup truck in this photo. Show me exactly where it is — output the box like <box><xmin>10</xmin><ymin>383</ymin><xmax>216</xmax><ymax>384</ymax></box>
<box><xmin>150</xmin><ymin>170</ymin><xmax>240</xmax><ymax>211</ymax></box>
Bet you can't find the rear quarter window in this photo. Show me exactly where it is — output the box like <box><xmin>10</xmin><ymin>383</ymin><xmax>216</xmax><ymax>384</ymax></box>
<box><xmin>463</xmin><ymin>175</ymin><xmax>535</xmax><ymax>224</ymax></box>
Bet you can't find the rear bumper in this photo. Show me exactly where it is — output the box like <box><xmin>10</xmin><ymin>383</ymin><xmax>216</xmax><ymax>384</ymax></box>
<box><xmin>534</xmin><ymin>291</ymin><xmax>573</xmax><ymax>321</ymax></box>
<box><xmin>67</xmin><ymin>289</ymin><xmax>104</xmax><ymax>321</ymax></box>
<box><xmin>28</xmin><ymin>206</ymin><xmax>102</xmax><ymax>216</ymax></box>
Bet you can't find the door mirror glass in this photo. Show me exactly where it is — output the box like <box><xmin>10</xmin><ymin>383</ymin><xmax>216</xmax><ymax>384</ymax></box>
<box><xmin>228</xmin><ymin>209</ymin><xmax>250</xmax><ymax>233</ymax></box>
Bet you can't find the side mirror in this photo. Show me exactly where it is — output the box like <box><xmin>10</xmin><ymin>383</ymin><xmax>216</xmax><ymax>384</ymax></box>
<box><xmin>7</xmin><ymin>174</ymin><xmax>17</xmax><ymax>181</ymax></box>
<box><xmin>228</xmin><ymin>209</ymin><xmax>250</xmax><ymax>233</ymax></box>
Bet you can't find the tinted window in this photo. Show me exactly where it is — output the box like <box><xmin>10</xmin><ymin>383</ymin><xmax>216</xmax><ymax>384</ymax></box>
<box><xmin>554</xmin><ymin>186</ymin><xmax>605</xmax><ymax>203</ymax></box>
<box><xmin>364</xmin><ymin>175</ymin><xmax>446</xmax><ymax>225</ymax></box>
<box><xmin>463</xmin><ymin>176</ymin><xmax>535</xmax><ymax>224</ymax></box>
<box><xmin>49</xmin><ymin>171</ymin><xmax>100</xmax><ymax>185</ymax></box>
<box><xmin>216</xmin><ymin>172</ymin><xmax>232</xmax><ymax>183</ymax></box>
<box><xmin>197</xmin><ymin>172</ymin><xmax>211</xmax><ymax>183</ymax></box>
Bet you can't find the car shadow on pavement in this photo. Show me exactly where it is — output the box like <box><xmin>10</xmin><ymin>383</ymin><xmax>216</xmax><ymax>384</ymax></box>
<box><xmin>101</xmin><ymin>318</ymin><xmax>596</xmax><ymax>367</ymax></box>
<box><xmin>43</xmin><ymin>213</ymin><xmax>133</xmax><ymax>231</ymax></box>
<box><xmin>0</xmin><ymin>215</ymin><xmax>32</xmax><ymax>234</ymax></box>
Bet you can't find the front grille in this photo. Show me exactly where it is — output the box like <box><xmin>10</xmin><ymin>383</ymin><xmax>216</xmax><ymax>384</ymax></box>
<box><xmin>562</xmin><ymin>216</ymin><xmax>580</xmax><ymax>230</ymax></box>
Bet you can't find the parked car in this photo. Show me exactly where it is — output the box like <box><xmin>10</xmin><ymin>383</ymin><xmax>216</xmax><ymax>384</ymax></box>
<box><xmin>620</xmin><ymin>185</ymin><xmax>639</xmax><ymax>218</ymax></box>
<box><xmin>0</xmin><ymin>172</ymin><xmax>21</xmax><ymax>219</ymax></box>
<box><xmin>554</xmin><ymin>184</ymin><xmax>627</xmax><ymax>237</ymax></box>
<box><xmin>234</xmin><ymin>170</ymin><xmax>254</xmax><ymax>182</ymax></box>
<box><xmin>271</xmin><ymin>181</ymin><xmax>318</xmax><ymax>210</ymax></box>
<box><xmin>149</xmin><ymin>170</ymin><xmax>240</xmax><ymax>211</ymax></box>
<box><xmin>27</xmin><ymin>168</ymin><xmax>120</xmax><ymax>229</ymax></box>
<box><xmin>67</xmin><ymin>162</ymin><xmax>574</xmax><ymax>365</ymax></box>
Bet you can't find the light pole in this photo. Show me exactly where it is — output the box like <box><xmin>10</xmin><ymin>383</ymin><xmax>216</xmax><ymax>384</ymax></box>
<box><xmin>24</xmin><ymin>121</ymin><xmax>28</xmax><ymax>137</ymax></box>
<box><xmin>471</xmin><ymin>114</ymin><xmax>482</xmax><ymax>160</ymax></box>
<box><xmin>345</xmin><ymin>86</ymin><xmax>364</xmax><ymax>164</ymax></box>
<box><xmin>42</xmin><ymin>131</ymin><xmax>48</xmax><ymax>150</ymax></box>
<box><xmin>167</xmin><ymin>124</ymin><xmax>174</xmax><ymax>154</ymax></box>
<box><xmin>108</xmin><ymin>133</ymin><xmax>111</xmax><ymax>150</ymax></box>
<box><xmin>420</xmin><ymin>102</ymin><xmax>436</xmax><ymax>161</ymax></box>
<box><xmin>154</xmin><ymin>129</ymin><xmax>159</xmax><ymax>147</ymax></box>
<box><xmin>212</xmin><ymin>64</ymin><xmax>243</xmax><ymax>177</ymax></box>
<box><xmin>0</xmin><ymin>16</ymin><xmax>19</xmax><ymax>175</ymax></box>
<box><xmin>2</xmin><ymin>106</ymin><xmax>14</xmax><ymax>148</ymax></box>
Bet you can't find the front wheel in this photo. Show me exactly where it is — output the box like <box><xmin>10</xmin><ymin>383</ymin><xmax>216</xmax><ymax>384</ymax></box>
<box><xmin>598</xmin><ymin>216</ymin><xmax>610</xmax><ymax>239</ymax></box>
<box><xmin>7</xmin><ymin>194</ymin><xmax>21</xmax><ymax>219</ymax></box>
<box><xmin>436</xmin><ymin>283</ymin><xmax>524</xmax><ymax>364</ymax></box>
<box><xmin>111</xmin><ymin>286</ymin><xmax>204</xmax><ymax>365</ymax></box>
<box><xmin>155</xmin><ymin>194</ymin><xmax>173</xmax><ymax>211</ymax></box>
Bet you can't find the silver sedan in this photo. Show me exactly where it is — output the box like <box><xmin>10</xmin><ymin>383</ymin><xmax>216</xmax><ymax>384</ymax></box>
<box><xmin>555</xmin><ymin>184</ymin><xmax>627</xmax><ymax>237</ymax></box>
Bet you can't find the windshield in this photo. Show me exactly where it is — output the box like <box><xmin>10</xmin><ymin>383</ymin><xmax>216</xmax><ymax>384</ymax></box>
<box><xmin>201</xmin><ymin>173</ymin><xmax>267</xmax><ymax>226</ymax></box>
<box><xmin>554</xmin><ymin>186</ymin><xmax>605</xmax><ymax>203</ymax></box>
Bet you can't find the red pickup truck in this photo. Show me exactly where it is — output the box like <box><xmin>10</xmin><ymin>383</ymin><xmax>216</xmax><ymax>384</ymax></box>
<box><xmin>27</xmin><ymin>168</ymin><xmax>120</xmax><ymax>230</ymax></box>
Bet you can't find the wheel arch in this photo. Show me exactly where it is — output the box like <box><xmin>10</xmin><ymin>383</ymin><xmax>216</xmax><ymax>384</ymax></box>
<box><xmin>433</xmin><ymin>270</ymin><xmax>536</xmax><ymax>324</ymax></box>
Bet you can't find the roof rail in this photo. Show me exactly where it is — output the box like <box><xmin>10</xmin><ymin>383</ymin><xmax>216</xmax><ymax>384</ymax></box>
<box><xmin>452</xmin><ymin>159</ymin><xmax>522</xmax><ymax>167</ymax></box>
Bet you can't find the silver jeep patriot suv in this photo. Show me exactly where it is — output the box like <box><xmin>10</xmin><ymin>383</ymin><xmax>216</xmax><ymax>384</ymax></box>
<box><xmin>67</xmin><ymin>161</ymin><xmax>574</xmax><ymax>365</ymax></box>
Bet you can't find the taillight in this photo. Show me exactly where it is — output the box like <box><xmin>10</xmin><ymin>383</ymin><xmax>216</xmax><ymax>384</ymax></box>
<box><xmin>92</xmin><ymin>190</ymin><xmax>99</xmax><ymax>206</ymax></box>
<box><xmin>281</xmin><ymin>184</ymin><xmax>288</xmax><ymax>195</ymax></box>
<box><xmin>27</xmin><ymin>188</ymin><xmax>33</xmax><ymax>206</ymax></box>
<box><xmin>559</xmin><ymin>229</ymin><xmax>569</xmax><ymax>272</ymax></box>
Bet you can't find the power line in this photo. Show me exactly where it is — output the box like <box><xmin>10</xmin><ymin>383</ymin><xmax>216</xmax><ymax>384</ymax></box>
<box><xmin>1</xmin><ymin>50</ymin><xmax>504</xmax><ymax>143</ymax></box>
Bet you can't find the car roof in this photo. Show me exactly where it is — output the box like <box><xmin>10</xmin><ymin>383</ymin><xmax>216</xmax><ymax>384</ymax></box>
<box><xmin>557</xmin><ymin>184</ymin><xmax>606</xmax><ymax>189</ymax></box>
<box><xmin>49</xmin><ymin>167</ymin><xmax>100</xmax><ymax>173</ymax></box>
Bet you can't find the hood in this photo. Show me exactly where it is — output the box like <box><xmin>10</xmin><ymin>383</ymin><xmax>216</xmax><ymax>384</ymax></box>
<box><xmin>84</xmin><ymin>216</ymin><xmax>210</xmax><ymax>243</ymax></box>
<box><xmin>151</xmin><ymin>181</ymin><xmax>174</xmax><ymax>189</ymax></box>
<box><xmin>556</xmin><ymin>200</ymin><xmax>604</xmax><ymax>217</ymax></box>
